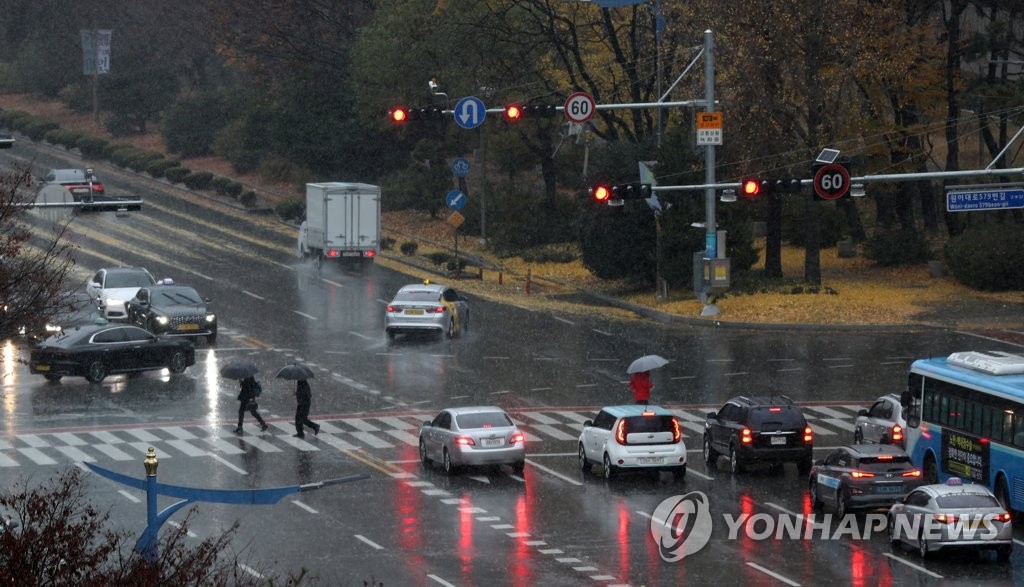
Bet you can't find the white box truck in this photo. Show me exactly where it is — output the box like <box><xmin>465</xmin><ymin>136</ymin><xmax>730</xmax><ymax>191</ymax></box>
<box><xmin>298</xmin><ymin>182</ymin><xmax>381</xmax><ymax>266</ymax></box>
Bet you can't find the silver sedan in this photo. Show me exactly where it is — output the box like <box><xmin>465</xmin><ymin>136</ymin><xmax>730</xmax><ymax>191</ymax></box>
<box><xmin>888</xmin><ymin>477</ymin><xmax>1013</xmax><ymax>561</ymax></box>
<box><xmin>419</xmin><ymin>406</ymin><xmax>526</xmax><ymax>475</ymax></box>
<box><xmin>385</xmin><ymin>282</ymin><xmax>468</xmax><ymax>339</ymax></box>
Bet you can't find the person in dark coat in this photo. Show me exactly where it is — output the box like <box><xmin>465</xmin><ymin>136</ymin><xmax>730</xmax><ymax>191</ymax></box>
<box><xmin>630</xmin><ymin>370</ymin><xmax>653</xmax><ymax>405</ymax></box>
<box><xmin>235</xmin><ymin>375</ymin><xmax>268</xmax><ymax>434</ymax></box>
<box><xmin>293</xmin><ymin>379</ymin><xmax>320</xmax><ymax>438</ymax></box>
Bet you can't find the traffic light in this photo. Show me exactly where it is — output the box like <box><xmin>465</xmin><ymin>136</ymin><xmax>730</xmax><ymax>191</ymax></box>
<box><xmin>522</xmin><ymin>104</ymin><xmax>558</xmax><ymax>117</ymax></box>
<box><xmin>590</xmin><ymin>183</ymin><xmax>612</xmax><ymax>203</ymax></box>
<box><xmin>504</xmin><ymin>104</ymin><xmax>523</xmax><ymax>122</ymax></box>
<box><xmin>740</xmin><ymin>177</ymin><xmax>763</xmax><ymax>198</ymax></box>
<box><xmin>388</xmin><ymin>106</ymin><xmax>409</xmax><ymax>123</ymax></box>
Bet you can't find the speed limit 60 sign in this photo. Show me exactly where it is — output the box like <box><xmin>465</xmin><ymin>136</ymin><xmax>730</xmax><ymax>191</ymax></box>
<box><xmin>813</xmin><ymin>163</ymin><xmax>851</xmax><ymax>200</ymax></box>
<box><xmin>564</xmin><ymin>92</ymin><xmax>595</xmax><ymax>124</ymax></box>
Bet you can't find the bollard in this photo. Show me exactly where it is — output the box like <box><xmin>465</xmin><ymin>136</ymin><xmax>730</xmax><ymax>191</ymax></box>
<box><xmin>499</xmin><ymin>271</ymin><xmax>503</xmax><ymax>285</ymax></box>
<box><xmin>526</xmin><ymin>269</ymin><xmax>532</xmax><ymax>295</ymax></box>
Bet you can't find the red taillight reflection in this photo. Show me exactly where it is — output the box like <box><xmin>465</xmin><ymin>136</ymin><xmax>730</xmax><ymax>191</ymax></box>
<box><xmin>364</xmin><ymin>250</ymin><xmax>376</xmax><ymax>258</ymax></box>
<box><xmin>386</xmin><ymin>305</ymin><xmax>396</xmax><ymax>312</ymax></box>
<box><xmin>326</xmin><ymin>249</ymin><xmax>340</xmax><ymax>258</ymax></box>
<box><xmin>509</xmin><ymin>432</ymin><xmax>525</xmax><ymax>445</ymax></box>
<box><xmin>994</xmin><ymin>512</ymin><xmax>1012</xmax><ymax>522</ymax></box>
<box><xmin>741</xmin><ymin>428</ymin><xmax>753</xmax><ymax>444</ymax></box>
<box><xmin>455</xmin><ymin>436</ymin><xmax>475</xmax><ymax>446</ymax></box>
<box><xmin>432</xmin><ymin>306</ymin><xmax>446</xmax><ymax>313</ymax></box>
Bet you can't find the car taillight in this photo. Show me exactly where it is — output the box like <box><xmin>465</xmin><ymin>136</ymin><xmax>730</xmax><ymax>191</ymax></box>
<box><xmin>364</xmin><ymin>250</ymin><xmax>376</xmax><ymax>258</ymax></box>
<box><xmin>994</xmin><ymin>512</ymin><xmax>1012</xmax><ymax>522</ymax></box>
<box><xmin>933</xmin><ymin>513</ymin><xmax>959</xmax><ymax>524</ymax></box>
<box><xmin>850</xmin><ymin>471</ymin><xmax>875</xmax><ymax>478</ymax></box>
<box><xmin>740</xmin><ymin>428</ymin><xmax>753</xmax><ymax>444</ymax></box>
<box><xmin>902</xmin><ymin>470</ymin><xmax>921</xmax><ymax>477</ymax></box>
<box><xmin>671</xmin><ymin>418</ymin><xmax>681</xmax><ymax>443</ymax></box>
<box><xmin>92</xmin><ymin>183</ymin><xmax>104</xmax><ymax>192</ymax></box>
<box><xmin>386</xmin><ymin>305</ymin><xmax>396</xmax><ymax>312</ymax></box>
<box><xmin>891</xmin><ymin>424</ymin><xmax>904</xmax><ymax>443</ymax></box>
<box><xmin>803</xmin><ymin>426</ymin><xmax>813</xmax><ymax>443</ymax></box>
<box><xmin>455</xmin><ymin>436</ymin><xmax>475</xmax><ymax>446</ymax></box>
<box><xmin>509</xmin><ymin>432</ymin><xmax>525</xmax><ymax>445</ymax></box>
<box><xmin>432</xmin><ymin>306</ymin><xmax>446</xmax><ymax>313</ymax></box>
<box><xmin>615</xmin><ymin>419</ymin><xmax>627</xmax><ymax>445</ymax></box>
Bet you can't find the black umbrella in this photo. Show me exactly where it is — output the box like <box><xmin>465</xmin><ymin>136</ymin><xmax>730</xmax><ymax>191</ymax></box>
<box><xmin>220</xmin><ymin>359</ymin><xmax>259</xmax><ymax>380</ymax></box>
<box><xmin>276</xmin><ymin>363</ymin><xmax>316</xmax><ymax>381</ymax></box>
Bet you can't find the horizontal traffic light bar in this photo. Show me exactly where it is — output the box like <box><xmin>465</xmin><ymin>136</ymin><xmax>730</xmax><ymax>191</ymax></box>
<box><xmin>387</xmin><ymin>99</ymin><xmax>709</xmax><ymax>122</ymax></box>
<box><xmin>589</xmin><ymin>182</ymin><xmax>653</xmax><ymax>203</ymax></box>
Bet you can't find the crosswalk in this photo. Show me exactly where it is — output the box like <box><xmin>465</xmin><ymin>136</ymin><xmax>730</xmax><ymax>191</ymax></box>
<box><xmin>0</xmin><ymin>404</ymin><xmax>868</xmax><ymax>469</ymax></box>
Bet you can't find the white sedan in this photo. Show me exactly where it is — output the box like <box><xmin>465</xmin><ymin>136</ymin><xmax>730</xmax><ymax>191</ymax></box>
<box><xmin>85</xmin><ymin>267</ymin><xmax>158</xmax><ymax>320</ymax></box>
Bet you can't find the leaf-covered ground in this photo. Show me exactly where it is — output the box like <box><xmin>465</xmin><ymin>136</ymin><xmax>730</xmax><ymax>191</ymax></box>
<box><xmin>382</xmin><ymin>210</ymin><xmax>1022</xmax><ymax>327</ymax></box>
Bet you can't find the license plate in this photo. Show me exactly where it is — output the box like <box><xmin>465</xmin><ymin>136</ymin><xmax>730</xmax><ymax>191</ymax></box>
<box><xmin>342</xmin><ymin>251</ymin><xmax>361</xmax><ymax>257</ymax></box>
<box><xmin>35</xmin><ymin>364</ymin><xmax>50</xmax><ymax>372</ymax></box>
<box><xmin>482</xmin><ymin>438</ymin><xmax>503</xmax><ymax>447</ymax></box>
<box><xmin>404</xmin><ymin>309</ymin><xmax>424</xmax><ymax>315</ymax></box>
<box><xmin>770</xmin><ymin>436</ymin><xmax>786</xmax><ymax>445</ymax></box>
<box><xmin>178</xmin><ymin>323</ymin><xmax>199</xmax><ymax>331</ymax></box>
<box><xmin>71</xmin><ymin>187</ymin><xmax>88</xmax><ymax>194</ymax></box>
<box><xmin>877</xmin><ymin>485</ymin><xmax>902</xmax><ymax>494</ymax></box>
<box><xmin>969</xmin><ymin>519</ymin><xmax>990</xmax><ymax>531</ymax></box>
<box><xmin>638</xmin><ymin>457</ymin><xmax>664</xmax><ymax>464</ymax></box>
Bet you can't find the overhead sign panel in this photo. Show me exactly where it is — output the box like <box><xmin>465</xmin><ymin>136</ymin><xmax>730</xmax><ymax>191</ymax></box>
<box><xmin>946</xmin><ymin>188</ymin><xmax>1024</xmax><ymax>212</ymax></box>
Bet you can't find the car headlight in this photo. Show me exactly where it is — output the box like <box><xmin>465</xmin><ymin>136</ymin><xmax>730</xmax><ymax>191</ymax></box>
<box><xmin>205</xmin><ymin>313</ymin><xmax>216</xmax><ymax>323</ymax></box>
<box><xmin>155</xmin><ymin>316</ymin><xmax>169</xmax><ymax>325</ymax></box>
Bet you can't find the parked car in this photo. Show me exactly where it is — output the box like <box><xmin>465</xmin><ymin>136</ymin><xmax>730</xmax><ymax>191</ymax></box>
<box><xmin>704</xmin><ymin>395</ymin><xmax>814</xmax><ymax>473</ymax></box>
<box><xmin>39</xmin><ymin>168</ymin><xmax>104</xmax><ymax>201</ymax></box>
<box><xmin>808</xmin><ymin>444</ymin><xmax>925</xmax><ymax>517</ymax></box>
<box><xmin>888</xmin><ymin>477</ymin><xmax>1013</xmax><ymax>561</ymax></box>
<box><xmin>29</xmin><ymin>321</ymin><xmax>195</xmax><ymax>383</ymax></box>
<box><xmin>385</xmin><ymin>281</ymin><xmax>469</xmax><ymax>339</ymax></box>
<box><xmin>419</xmin><ymin>406</ymin><xmax>525</xmax><ymax>475</ymax></box>
<box><xmin>126</xmin><ymin>283</ymin><xmax>217</xmax><ymax>344</ymax></box>
<box><xmin>85</xmin><ymin>267</ymin><xmax>158</xmax><ymax>320</ymax></box>
<box><xmin>854</xmin><ymin>393</ymin><xmax>906</xmax><ymax>447</ymax></box>
<box><xmin>578</xmin><ymin>405</ymin><xmax>687</xmax><ymax>480</ymax></box>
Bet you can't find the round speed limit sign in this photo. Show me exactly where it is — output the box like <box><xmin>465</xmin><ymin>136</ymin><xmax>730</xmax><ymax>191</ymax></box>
<box><xmin>564</xmin><ymin>92</ymin><xmax>596</xmax><ymax>124</ymax></box>
<box><xmin>813</xmin><ymin>163</ymin><xmax>851</xmax><ymax>200</ymax></box>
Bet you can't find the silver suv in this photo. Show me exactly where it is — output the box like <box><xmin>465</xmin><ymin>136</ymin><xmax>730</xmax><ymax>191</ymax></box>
<box><xmin>578</xmin><ymin>405</ymin><xmax>686</xmax><ymax>480</ymax></box>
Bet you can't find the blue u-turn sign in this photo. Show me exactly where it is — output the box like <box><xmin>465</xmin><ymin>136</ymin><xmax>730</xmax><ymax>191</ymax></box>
<box><xmin>454</xmin><ymin>96</ymin><xmax>486</xmax><ymax>129</ymax></box>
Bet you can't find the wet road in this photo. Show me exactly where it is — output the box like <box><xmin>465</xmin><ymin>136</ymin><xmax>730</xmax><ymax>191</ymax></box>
<box><xmin>2</xmin><ymin>145</ymin><xmax>1024</xmax><ymax>585</ymax></box>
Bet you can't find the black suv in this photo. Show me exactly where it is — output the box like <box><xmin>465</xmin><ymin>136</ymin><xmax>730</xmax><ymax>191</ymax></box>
<box><xmin>703</xmin><ymin>396</ymin><xmax>813</xmax><ymax>473</ymax></box>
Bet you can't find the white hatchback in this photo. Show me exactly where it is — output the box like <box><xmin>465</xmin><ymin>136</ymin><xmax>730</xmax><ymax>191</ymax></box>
<box><xmin>578</xmin><ymin>405</ymin><xmax>686</xmax><ymax>480</ymax></box>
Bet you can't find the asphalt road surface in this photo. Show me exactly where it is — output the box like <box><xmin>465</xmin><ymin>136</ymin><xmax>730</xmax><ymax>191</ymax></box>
<box><xmin>2</xmin><ymin>144</ymin><xmax>1024</xmax><ymax>585</ymax></box>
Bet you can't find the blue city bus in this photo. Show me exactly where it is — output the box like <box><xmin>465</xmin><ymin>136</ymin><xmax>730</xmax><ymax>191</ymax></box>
<box><xmin>902</xmin><ymin>350</ymin><xmax>1024</xmax><ymax>513</ymax></box>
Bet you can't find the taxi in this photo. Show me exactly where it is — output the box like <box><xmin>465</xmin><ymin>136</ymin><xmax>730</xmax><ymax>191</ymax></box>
<box><xmin>385</xmin><ymin>281</ymin><xmax>468</xmax><ymax>339</ymax></box>
<box><xmin>808</xmin><ymin>444</ymin><xmax>925</xmax><ymax>517</ymax></box>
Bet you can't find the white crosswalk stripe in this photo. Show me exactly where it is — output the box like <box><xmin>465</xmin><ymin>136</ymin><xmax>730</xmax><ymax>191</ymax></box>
<box><xmin>0</xmin><ymin>405</ymin><xmax>866</xmax><ymax>469</ymax></box>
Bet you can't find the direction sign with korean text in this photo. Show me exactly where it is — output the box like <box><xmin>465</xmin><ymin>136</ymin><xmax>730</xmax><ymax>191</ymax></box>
<box><xmin>696</xmin><ymin>112</ymin><xmax>722</xmax><ymax>145</ymax></box>
<box><xmin>454</xmin><ymin>96</ymin><xmax>486</xmax><ymax>129</ymax></box>
<box><xmin>946</xmin><ymin>188</ymin><xmax>1024</xmax><ymax>212</ymax></box>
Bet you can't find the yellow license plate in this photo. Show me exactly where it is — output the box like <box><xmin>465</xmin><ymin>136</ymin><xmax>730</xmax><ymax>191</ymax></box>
<box><xmin>404</xmin><ymin>309</ymin><xmax>424</xmax><ymax>315</ymax></box>
<box><xmin>35</xmin><ymin>364</ymin><xmax>50</xmax><ymax>372</ymax></box>
<box><xmin>178</xmin><ymin>323</ymin><xmax>199</xmax><ymax>331</ymax></box>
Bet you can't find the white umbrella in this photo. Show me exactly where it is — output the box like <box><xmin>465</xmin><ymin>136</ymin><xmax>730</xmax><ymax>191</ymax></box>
<box><xmin>627</xmin><ymin>354</ymin><xmax>669</xmax><ymax>375</ymax></box>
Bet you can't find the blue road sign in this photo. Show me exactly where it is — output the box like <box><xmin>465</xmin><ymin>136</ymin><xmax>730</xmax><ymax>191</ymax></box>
<box><xmin>946</xmin><ymin>188</ymin><xmax>1024</xmax><ymax>212</ymax></box>
<box><xmin>451</xmin><ymin>158</ymin><xmax>470</xmax><ymax>177</ymax></box>
<box><xmin>446</xmin><ymin>189</ymin><xmax>467</xmax><ymax>211</ymax></box>
<box><xmin>454</xmin><ymin>96</ymin><xmax>486</xmax><ymax>129</ymax></box>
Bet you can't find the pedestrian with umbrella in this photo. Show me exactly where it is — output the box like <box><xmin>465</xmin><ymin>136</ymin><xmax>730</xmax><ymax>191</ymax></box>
<box><xmin>627</xmin><ymin>355</ymin><xmax>669</xmax><ymax>405</ymax></box>
<box><xmin>277</xmin><ymin>363</ymin><xmax>319</xmax><ymax>438</ymax></box>
<box><xmin>221</xmin><ymin>359</ymin><xmax>268</xmax><ymax>434</ymax></box>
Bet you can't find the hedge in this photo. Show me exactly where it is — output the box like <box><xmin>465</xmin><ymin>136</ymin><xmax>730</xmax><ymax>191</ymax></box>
<box><xmin>164</xmin><ymin>166</ymin><xmax>190</xmax><ymax>184</ymax></box>
<box><xmin>183</xmin><ymin>171</ymin><xmax>214</xmax><ymax>191</ymax></box>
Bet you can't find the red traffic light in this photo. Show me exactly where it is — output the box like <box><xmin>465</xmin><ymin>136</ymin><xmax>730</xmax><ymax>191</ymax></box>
<box><xmin>389</xmin><ymin>106</ymin><xmax>409</xmax><ymax>123</ymax></box>
<box><xmin>740</xmin><ymin>178</ymin><xmax>762</xmax><ymax>198</ymax></box>
<box><xmin>591</xmin><ymin>184</ymin><xmax>612</xmax><ymax>202</ymax></box>
<box><xmin>505</xmin><ymin>104</ymin><xmax>523</xmax><ymax>121</ymax></box>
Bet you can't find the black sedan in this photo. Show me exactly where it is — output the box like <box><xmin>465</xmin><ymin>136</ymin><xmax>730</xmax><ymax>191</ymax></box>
<box><xmin>29</xmin><ymin>322</ymin><xmax>195</xmax><ymax>383</ymax></box>
<box><xmin>125</xmin><ymin>284</ymin><xmax>217</xmax><ymax>344</ymax></box>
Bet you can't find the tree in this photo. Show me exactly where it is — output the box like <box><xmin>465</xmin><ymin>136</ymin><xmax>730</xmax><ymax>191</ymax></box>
<box><xmin>0</xmin><ymin>165</ymin><xmax>77</xmax><ymax>342</ymax></box>
<box><xmin>0</xmin><ymin>467</ymin><xmax>270</xmax><ymax>586</ymax></box>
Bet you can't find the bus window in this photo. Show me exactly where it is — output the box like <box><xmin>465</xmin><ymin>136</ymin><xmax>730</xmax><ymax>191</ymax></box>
<box><xmin>1014</xmin><ymin>413</ymin><xmax>1024</xmax><ymax>447</ymax></box>
<box><xmin>1002</xmin><ymin>411</ymin><xmax>1014</xmax><ymax>442</ymax></box>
